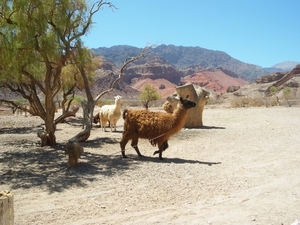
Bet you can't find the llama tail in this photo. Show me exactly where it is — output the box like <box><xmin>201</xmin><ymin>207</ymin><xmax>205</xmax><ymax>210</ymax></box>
<box><xmin>122</xmin><ymin>109</ymin><xmax>128</xmax><ymax>119</ymax></box>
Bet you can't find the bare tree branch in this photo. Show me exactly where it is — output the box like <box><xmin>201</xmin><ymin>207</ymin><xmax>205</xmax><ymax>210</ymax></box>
<box><xmin>0</xmin><ymin>10</ymin><xmax>17</xmax><ymax>24</ymax></box>
<box><xmin>54</xmin><ymin>107</ymin><xmax>79</xmax><ymax>125</ymax></box>
<box><xmin>94</xmin><ymin>45</ymin><xmax>152</xmax><ymax>102</ymax></box>
<box><xmin>0</xmin><ymin>99</ymin><xmax>31</xmax><ymax>115</ymax></box>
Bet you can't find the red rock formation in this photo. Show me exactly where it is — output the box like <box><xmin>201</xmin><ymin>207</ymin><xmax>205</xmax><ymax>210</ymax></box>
<box><xmin>180</xmin><ymin>69</ymin><xmax>248</xmax><ymax>94</ymax></box>
<box><xmin>131</xmin><ymin>78</ymin><xmax>176</xmax><ymax>98</ymax></box>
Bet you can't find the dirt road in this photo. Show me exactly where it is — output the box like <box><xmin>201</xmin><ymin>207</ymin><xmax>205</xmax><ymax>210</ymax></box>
<box><xmin>1</xmin><ymin>106</ymin><xmax>300</xmax><ymax>224</ymax></box>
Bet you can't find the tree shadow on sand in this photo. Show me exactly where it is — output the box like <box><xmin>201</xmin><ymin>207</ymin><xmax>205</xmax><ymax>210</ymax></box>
<box><xmin>0</xmin><ymin>140</ymin><xmax>141</xmax><ymax>194</ymax></box>
<box><xmin>0</xmin><ymin>126</ymin><xmax>41</xmax><ymax>134</ymax></box>
<box><xmin>1</xmin><ymin>130</ymin><xmax>221</xmax><ymax>194</ymax></box>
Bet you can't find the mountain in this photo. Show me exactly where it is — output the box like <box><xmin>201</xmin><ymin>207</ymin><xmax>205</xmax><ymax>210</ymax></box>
<box><xmin>271</xmin><ymin>61</ymin><xmax>300</xmax><ymax>70</ymax></box>
<box><xmin>122</xmin><ymin>56</ymin><xmax>182</xmax><ymax>84</ymax></box>
<box><xmin>92</xmin><ymin>44</ymin><xmax>270</xmax><ymax>81</ymax></box>
<box><xmin>263</xmin><ymin>61</ymin><xmax>300</xmax><ymax>74</ymax></box>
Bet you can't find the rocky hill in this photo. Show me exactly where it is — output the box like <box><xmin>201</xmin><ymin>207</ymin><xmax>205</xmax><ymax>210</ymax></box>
<box><xmin>90</xmin><ymin>53</ymin><xmax>248</xmax><ymax>96</ymax></box>
<box><xmin>122</xmin><ymin>56</ymin><xmax>182</xmax><ymax>84</ymax></box>
<box><xmin>89</xmin><ymin>52</ymin><xmax>255</xmax><ymax>98</ymax></box>
<box><xmin>92</xmin><ymin>44</ymin><xmax>271</xmax><ymax>81</ymax></box>
<box><xmin>221</xmin><ymin>64</ymin><xmax>300</xmax><ymax>107</ymax></box>
<box><xmin>180</xmin><ymin>68</ymin><xmax>248</xmax><ymax>94</ymax></box>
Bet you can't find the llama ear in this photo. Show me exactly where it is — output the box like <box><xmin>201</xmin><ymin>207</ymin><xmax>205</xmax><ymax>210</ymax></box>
<box><xmin>186</xmin><ymin>95</ymin><xmax>189</xmax><ymax>99</ymax></box>
<box><xmin>173</xmin><ymin>94</ymin><xmax>180</xmax><ymax>101</ymax></box>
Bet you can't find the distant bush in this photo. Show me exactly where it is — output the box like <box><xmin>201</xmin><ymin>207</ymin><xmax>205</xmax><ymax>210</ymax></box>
<box><xmin>15</xmin><ymin>98</ymin><xmax>28</xmax><ymax>104</ymax></box>
<box><xmin>247</xmin><ymin>97</ymin><xmax>264</xmax><ymax>107</ymax></box>
<box><xmin>206</xmin><ymin>95</ymin><xmax>224</xmax><ymax>105</ymax></box>
<box><xmin>121</xmin><ymin>98</ymin><xmax>166</xmax><ymax>109</ymax></box>
<box><xmin>230</xmin><ymin>97</ymin><xmax>248</xmax><ymax>108</ymax></box>
<box><xmin>96</xmin><ymin>99</ymin><xmax>114</xmax><ymax>107</ymax></box>
<box><xmin>230</xmin><ymin>97</ymin><xmax>264</xmax><ymax>108</ymax></box>
<box><xmin>282</xmin><ymin>87</ymin><xmax>298</xmax><ymax>107</ymax></box>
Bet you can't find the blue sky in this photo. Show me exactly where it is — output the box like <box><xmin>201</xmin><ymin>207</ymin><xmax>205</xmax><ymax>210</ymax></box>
<box><xmin>82</xmin><ymin>0</ymin><xmax>300</xmax><ymax>68</ymax></box>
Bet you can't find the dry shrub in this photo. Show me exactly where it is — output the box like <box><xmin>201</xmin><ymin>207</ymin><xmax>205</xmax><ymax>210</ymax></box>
<box><xmin>206</xmin><ymin>95</ymin><xmax>224</xmax><ymax>105</ymax></box>
<box><xmin>247</xmin><ymin>97</ymin><xmax>264</xmax><ymax>107</ymax></box>
<box><xmin>230</xmin><ymin>97</ymin><xmax>264</xmax><ymax>108</ymax></box>
<box><xmin>267</xmin><ymin>96</ymin><xmax>280</xmax><ymax>107</ymax></box>
<box><xmin>230</xmin><ymin>97</ymin><xmax>248</xmax><ymax>108</ymax></box>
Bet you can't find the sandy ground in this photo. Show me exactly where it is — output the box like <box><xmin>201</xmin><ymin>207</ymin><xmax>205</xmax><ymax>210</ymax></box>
<box><xmin>1</xmin><ymin>106</ymin><xmax>300</xmax><ymax>225</ymax></box>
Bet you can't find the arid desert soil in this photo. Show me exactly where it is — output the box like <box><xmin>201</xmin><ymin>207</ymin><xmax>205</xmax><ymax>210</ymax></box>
<box><xmin>0</xmin><ymin>106</ymin><xmax>300</xmax><ymax>225</ymax></box>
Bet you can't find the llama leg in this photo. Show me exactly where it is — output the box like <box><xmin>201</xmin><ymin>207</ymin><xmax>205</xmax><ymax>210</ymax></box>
<box><xmin>158</xmin><ymin>144</ymin><xmax>165</xmax><ymax>160</ymax></box>
<box><xmin>131</xmin><ymin>138</ymin><xmax>143</xmax><ymax>157</ymax></box>
<box><xmin>120</xmin><ymin>137</ymin><xmax>129</xmax><ymax>158</ymax></box>
<box><xmin>101</xmin><ymin>118</ymin><xmax>107</xmax><ymax>131</ymax></box>
<box><xmin>111</xmin><ymin>119</ymin><xmax>116</xmax><ymax>132</ymax></box>
<box><xmin>113</xmin><ymin>121</ymin><xmax>117</xmax><ymax>131</ymax></box>
<box><xmin>153</xmin><ymin>141</ymin><xmax>168</xmax><ymax>155</ymax></box>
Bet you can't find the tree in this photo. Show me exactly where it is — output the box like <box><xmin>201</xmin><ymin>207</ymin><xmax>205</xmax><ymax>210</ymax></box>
<box><xmin>140</xmin><ymin>84</ymin><xmax>161</xmax><ymax>109</ymax></box>
<box><xmin>0</xmin><ymin>0</ymin><xmax>115</xmax><ymax>146</ymax></box>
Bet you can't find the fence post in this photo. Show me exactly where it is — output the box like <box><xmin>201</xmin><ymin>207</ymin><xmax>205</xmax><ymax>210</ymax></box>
<box><xmin>0</xmin><ymin>191</ymin><xmax>14</xmax><ymax>225</ymax></box>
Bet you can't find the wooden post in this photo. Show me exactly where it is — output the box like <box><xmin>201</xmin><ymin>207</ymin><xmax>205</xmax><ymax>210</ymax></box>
<box><xmin>0</xmin><ymin>191</ymin><xmax>14</xmax><ymax>225</ymax></box>
<box><xmin>163</xmin><ymin>83</ymin><xmax>210</xmax><ymax>128</ymax></box>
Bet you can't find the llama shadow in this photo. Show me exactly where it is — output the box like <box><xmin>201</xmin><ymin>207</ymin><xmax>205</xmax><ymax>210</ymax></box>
<box><xmin>200</xmin><ymin>125</ymin><xmax>226</xmax><ymax>130</ymax></box>
<box><xmin>129</xmin><ymin>155</ymin><xmax>221</xmax><ymax>166</ymax></box>
<box><xmin>186</xmin><ymin>125</ymin><xmax>226</xmax><ymax>130</ymax></box>
<box><xmin>96</xmin><ymin>130</ymin><xmax>123</xmax><ymax>134</ymax></box>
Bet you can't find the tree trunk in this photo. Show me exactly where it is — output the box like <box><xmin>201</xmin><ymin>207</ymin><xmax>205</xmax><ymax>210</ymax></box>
<box><xmin>164</xmin><ymin>83</ymin><xmax>210</xmax><ymax>128</ymax></box>
<box><xmin>72</xmin><ymin>99</ymin><xmax>94</xmax><ymax>142</ymax></box>
<box><xmin>176</xmin><ymin>83</ymin><xmax>210</xmax><ymax>127</ymax></box>
<box><xmin>0</xmin><ymin>191</ymin><xmax>14</xmax><ymax>225</ymax></box>
<box><xmin>44</xmin><ymin>89</ymin><xmax>57</xmax><ymax>145</ymax></box>
<box><xmin>44</xmin><ymin>116</ymin><xmax>56</xmax><ymax>146</ymax></box>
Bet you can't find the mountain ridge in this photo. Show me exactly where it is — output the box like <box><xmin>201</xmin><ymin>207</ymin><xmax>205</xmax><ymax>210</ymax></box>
<box><xmin>92</xmin><ymin>44</ymin><xmax>298</xmax><ymax>82</ymax></box>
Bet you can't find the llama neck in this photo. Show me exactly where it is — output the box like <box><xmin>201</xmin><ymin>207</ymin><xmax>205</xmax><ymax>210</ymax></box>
<box><xmin>171</xmin><ymin>105</ymin><xmax>188</xmax><ymax>130</ymax></box>
<box><xmin>113</xmin><ymin>101</ymin><xmax>121</xmax><ymax>112</ymax></box>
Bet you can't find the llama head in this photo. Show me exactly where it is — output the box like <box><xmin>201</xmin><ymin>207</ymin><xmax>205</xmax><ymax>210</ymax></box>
<box><xmin>177</xmin><ymin>95</ymin><xmax>196</xmax><ymax>109</ymax></box>
<box><xmin>167</xmin><ymin>94</ymin><xmax>196</xmax><ymax>110</ymax></box>
<box><xmin>93</xmin><ymin>113</ymin><xmax>100</xmax><ymax>124</ymax></box>
<box><xmin>180</xmin><ymin>95</ymin><xmax>196</xmax><ymax>109</ymax></box>
<box><xmin>114</xmin><ymin>95</ymin><xmax>122</xmax><ymax>103</ymax></box>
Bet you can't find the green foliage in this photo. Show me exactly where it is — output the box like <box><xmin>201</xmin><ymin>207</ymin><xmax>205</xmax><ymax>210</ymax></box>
<box><xmin>96</xmin><ymin>99</ymin><xmax>114</xmax><ymax>107</ymax></box>
<box><xmin>70</xmin><ymin>96</ymin><xmax>86</xmax><ymax>103</ymax></box>
<box><xmin>0</xmin><ymin>0</ymin><xmax>114</xmax><ymax>145</ymax></box>
<box><xmin>282</xmin><ymin>87</ymin><xmax>291</xmax><ymax>96</ymax></box>
<box><xmin>269</xmin><ymin>86</ymin><xmax>278</xmax><ymax>95</ymax></box>
<box><xmin>15</xmin><ymin>98</ymin><xmax>28</xmax><ymax>104</ymax></box>
<box><xmin>139</xmin><ymin>84</ymin><xmax>161</xmax><ymax>109</ymax></box>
